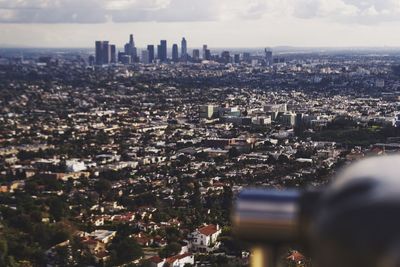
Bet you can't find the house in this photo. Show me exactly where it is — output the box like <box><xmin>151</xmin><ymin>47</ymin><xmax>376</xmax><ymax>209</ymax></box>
<box><xmin>89</xmin><ymin>230</ymin><xmax>116</xmax><ymax>244</ymax></box>
<box><xmin>165</xmin><ymin>253</ymin><xmax>194</xmax><ymax>267</ymax></box>
<box><xmin>134</xmin><ymin>233</ymin><xmax>153</xmax><ymax>247</ymax></box>
<box><xmin>189</xmin><ymin>224</ymin><xmax>222</xmax><ymax>252</ymax></box>
<box><xmin>149</xmin><ymin>256</ymin><xmax>165</xmax><ymax>267</ymax></box>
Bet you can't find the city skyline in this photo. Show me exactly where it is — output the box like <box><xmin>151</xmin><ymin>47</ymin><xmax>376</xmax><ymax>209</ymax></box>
<box><xmin>1</xmin><ymin>0</ymin><xmax>400</xmax><ymax>48</ymax></box>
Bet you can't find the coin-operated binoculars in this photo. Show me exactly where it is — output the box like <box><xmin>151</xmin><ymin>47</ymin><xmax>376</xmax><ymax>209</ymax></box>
<box><xmin>233</xmin><ymin>156</ymin><xmax>400</xmax><ymax>267</ymax></box>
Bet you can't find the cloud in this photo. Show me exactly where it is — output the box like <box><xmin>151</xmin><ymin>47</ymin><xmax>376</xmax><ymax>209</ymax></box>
<box><xmin>292</xmin><ymin>0</ymin><xmax>400</xmax><ymax>24</ymax></box>
<box><xmin>0</xmin><ymin>0</ymin><xmax>400</xmax><ymax>24</ymax></box>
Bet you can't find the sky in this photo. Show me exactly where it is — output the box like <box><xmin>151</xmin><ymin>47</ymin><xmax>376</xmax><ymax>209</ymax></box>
<box><xmin>1</xmin><ymin>0</ymin><xmax>400</xmax><ymax>48</ymax></box>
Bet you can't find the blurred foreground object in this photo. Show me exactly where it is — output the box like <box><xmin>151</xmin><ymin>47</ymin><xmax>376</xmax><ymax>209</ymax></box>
<box><xmin>234</xmin><ymin>156</ymin><xmax>400</xmax><ymax>267</ymax></box>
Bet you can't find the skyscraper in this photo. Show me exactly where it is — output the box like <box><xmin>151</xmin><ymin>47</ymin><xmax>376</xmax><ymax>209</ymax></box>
<box><xmin>181</xmin><ymin>37</ymin><xmax>187</xmax><ymax>60</ymax></box>
<box><xmin>129</xmin><ymin>34</ymin><xmax>134</xmax><ymax>47</ymax></box>
<box><xmin>102</xmin><ymin>41</ymin><xmax>111</xmax><ymax>64</ymax></box>
<box><xmin>172</xmin><ymin>44</ymin><xmax>179</xmax><ymax>62</ymax></box>
<box><xmin>95</xmin><ymin>41</ymin><xmax>115</xmax><ymax>65</ymax></box>
<box><xmin>221</xmin><ymin>51</ymin><xmax>230</xmax><ymax>64</ymax></box>
<box><xmin>159</xmin><ymin>40</ymin><xmax>167</xmax><ymax>62</ymax></box>
<box><xmin>147</xmin><ymin>45</ymin><xmax>155</xmax><ymax>63</ymax></box>
<box><xmin>192</xmin><ymin>49</ymin><xmax>200</xmax><ymax>61</ymax></box>
<box><xmin>202</xmin><ymin>45</ymin><xmax>208</xmax><ymax>59</ymax></box>
<box><xmin>265</xmin><ymin>49</ymin><xmax>273</xmax><ymax>66</ymax></box>
<box><xmin>234</xmin><ymin>54</ymin><xmax>240</xmax><ymax>64</ymax></box>
<box><xmin>157</xmin><ymin>45</ymin><xmax>162</xmax><ymax>61</ymax></box>
<box><xmin>95</xmin><ymin>41</ymin><xmax>103</xmax><ymax>65</ymax></box>
<box><xmin>243</xmin><ymin>52</ymin><xmax>251</xmax><ymax>63</ymax></box>
<box><xmin>110</xmin><ymin>45</ymin><xmax>116</xmax><ymax>63</ymax></box>
<box><xmin>204</xmin><ymin>49</ymin><xmax>211</xmax><ymax>60</ymax></box>
<box><xmin>141</xmin><ymin>50</ymin><xmax>149</xmax><ymax>64</ymax></box>
<box><xmin>124</xmin><ymin>34</ymin><xmax>138</xmax><ymax>62</ymax></box>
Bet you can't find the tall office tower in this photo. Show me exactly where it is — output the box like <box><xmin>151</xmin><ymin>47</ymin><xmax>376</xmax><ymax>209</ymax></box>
<box><xmin>124</xmin><ymin>43</ymin><xmax>130</xmax><ymax>56</ymax></box>
<box><xmin>110</xmin><ymin>45</ymin><xmax>116</xmax><ymax>63</ymax></box>
<box><xmin>129</xmin><ymin>34</ymin><xmax>135</xmax><ymax>47</ymax></box>
<box><xmin>234</xmin><ymin>54</ymin><xmax>240</xmax><ymax>64</ymax></box>
<box><xmin>204</xmin><ymin>49</ymin><xmax>211</xmax><ymax>60</ymax></box>
<box><xmin>159</xmin><ymin>40</ymin><xmax>167</xmax><ymax>62</ymax></box>
<box><xmin>181</xmin><ymin>37</ymin><xmax>187</xmax><ymax>59</ymax></box>
<box><xmin>147</xmin><ymin>45</ymin><xmax>155</xmax><ymax>63</ymax></box>
<box><xmin>202</xmin><ymin>44</ymin><xmax>208</xmax><ymax>59</ymax></box>
<box><xmin>243</xmin><ymin>52</ymin><xmax>251</xmax><ymax>63</ymax></box>
<box><xmin>118</xmin><ymin>52</ymin><xmax>125</xmax><ymax>63</ymax></box>
<box><xmin>221</xmin><ymin>51</ymin><xmax>230</xmax><ymax>64</ymax></box>
<box><xmin>88</xmin><ymin>55</ymin><xmax>95</xmax><ymax>66</ymax></box>
<box><xmin>141</xmin><ymin>50</ymin><xmax>149</xmax><ymax>64</ymax></box>
<box><xmin>172</xmin><ymin>44</ymin><xmax>179</xmax><ymax>62</ymax></box>
<box><xmin>124</xmin><ymin>34</ymin><xmax>138</xmax><ymax>62</ymax></box>
<box><xmin>265</xmin><ymin>49</ymin><xmax>273</xmax><ymax>66</ymax></box>
<box><xmin>95</xmin><ymin>41</ymin><xmax>103</xmax><ymax>65</ymax></box>
<box><xmin>120</xmin><ymin>55</ymin><xmax>131</xmax><ymax>64</ymax></box>
<box><xmin>192</xmin><ymin>49</ymin><xmax>200</xmax><ymax>61</ymax></box>
<box><xmin>157</xmin><ymin>45</ymin><xmax>162</xmax><ymax>61</ymax></box>
<box><xmin>101</xmin><ymin>41</ymin><xmax>111</xmax><ymax>64</ymax></box>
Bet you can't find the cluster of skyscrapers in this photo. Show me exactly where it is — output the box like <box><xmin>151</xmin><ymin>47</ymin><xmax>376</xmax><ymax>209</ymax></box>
<box><xmin>95</xmin><ymin>41</ymin><xmax>117</xmax><ymax>65</ymax></box>
<box><xmin>94</xmin><ymin>35</ymin><xmax>189</xmax><ymax>65</ymax></box>
<box><xmin>94</xmin><ymin>34</ymin><xmax>275</xmax><ymax>66</ymax></box>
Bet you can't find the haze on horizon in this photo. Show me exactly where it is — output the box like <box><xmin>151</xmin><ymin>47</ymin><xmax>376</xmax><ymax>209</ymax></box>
<box><xmin>1</xmin><ymin>0</ymin><xmax>400</xmax><ymax>48</ymax></box>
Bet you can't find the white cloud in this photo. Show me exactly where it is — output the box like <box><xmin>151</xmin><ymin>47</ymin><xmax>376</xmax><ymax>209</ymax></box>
<box><xmin>0</xmin><ymin>0</ymin><xmax>399</xmax><ymax>25</ymax></box>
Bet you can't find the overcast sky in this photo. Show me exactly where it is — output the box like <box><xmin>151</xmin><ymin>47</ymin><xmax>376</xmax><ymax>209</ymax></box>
<box><xmin>1</xmin><ymin>0</ymin><xmax>400</xmax><ymax>48</ymax></box>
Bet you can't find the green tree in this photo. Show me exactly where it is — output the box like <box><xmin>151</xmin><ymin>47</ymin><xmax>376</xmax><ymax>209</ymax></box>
<box><xmin>94</xmin><ymin>179</ymin><xmax>112</xmax><ymax>198</ymax></box>
<box><xmin>110</xmin><ymin>238</ymin><xmax>143</xmax><ymax>265</ymax></box>
<box><xmin>158</xmin><ymin>242</ymin><xmax>181</xmax><ymax>258</ymax></box>
<box><xmin>48</xmin><ymin>197</ymin><xmax>68</xmax><ymax>221</ymax></box>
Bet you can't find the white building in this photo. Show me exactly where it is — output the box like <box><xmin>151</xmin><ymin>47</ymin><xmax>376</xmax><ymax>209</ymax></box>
<box><xmin>149</xmin><ymin>253</ymin><xmax>194</xmax><ymax>267</ymax></box>
<box><xmin>89</xmin><ymin>230</ymin><xmax>116</xmax><ymax>244</ymax></box>
<box><xmin>66</xmin><ymin>159</ymin><xmax>86</xmax><ymax>172</ymax></box>
<box><xmin>189</xmin><ymin>224</ymin><xmax>222</xmax><ymax>252</ymax></box>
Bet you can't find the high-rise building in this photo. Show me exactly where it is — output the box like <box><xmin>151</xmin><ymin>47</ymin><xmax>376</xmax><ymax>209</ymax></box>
<box><xmin>95</xmin><ymin>41</ymin><xmax>112</xmax><ymax>65</ymax></box>
<box><xmin>129</xmin><ymin>34</ymin><xmax>135</xmax><ymax>47</ymax></box>
<box><xmin>202</xmin><ymin>45</ymin><xmax>208</xmax><ymax>59</ymax></box>
<box><xmin>120</xmin><ymin>55</ymin><xmax>131</xmax><ymax>64</ymax></box>
<box><xmin>204</xmin><ymin>49</ymin><xmax>211</xmax><ymax>60</ymax></box>
<box><xmin>221</xmin><ymin>51</ymin><xmax>230</xmax><ymax>64</ymax></box>
<box><xmin>110</xmin><ymin>45</ymin><xmax>116</xmax><ymax>63</ymax></box>
<box><xmin>192</xmin><ymin>49</ymin><xmax>200</xmax><ymax>61</ymax></box>
<box><xmin>157</xmin><ymin>45</ymin><xmax>162</xmax><ymax>61</ymax></box>
<box><xmin>172</xmin><ymin>44</ymin><xmax>179</xmax><ymax>62</ymax></box>
<box><xmin>159</xmin><ymin>40</ymin><xmax>167</xmax><ymax>62</ymax></box>
<box><xmin>199</xmin><ymin>105</ymin><xmax>218</xmax><ymax>119</ymax></box>
<box><xmin>243</xmin><ymin>52</ymin><xmax>251</xmax><ymax>63</ymax></box>
<box><xmin>95</xmin><ymin>41</ymin><xmax>103</xmax><ymax>65</ymax></box>
<box><xmin>181</xmin><ymin>37</ymin><xmax>187</xmax><ymax>60</ymax></box>
<box><xmin>102</xmin><ymin>41</ymin><xmax>111</xmax><ymax>64</ymax></box>
<box><xmin>118</xmin><ymin>52</ymin><xmax>125</xmax><ymax>63</ymax></box>
<box><xmin>234</xmin><ymin>54</ymin><xmax>240</xmax><ymax>64</ymax></box>
<box><xmin>88</xmin><ymin>55</ymin><xmax>95</xmax><ymax>66</ymax></box>
<box><xmin>124</xmin><ymin>34</ymin><xmax>138</xmax><ymax>62</ymax></box>
<box><xmin>265</xmin><ymin>49</ymin><xmax>273</xmax><ymax>66</ymax></box>
<box><xmin>147</xmin><ymin>45</ymin><xmax>155</xmax><ymax>63</ymax></box>
<box><xmin>141</xmin><ymin>50</ymin><xmax>149</xmax><ymax>64</ymax></box>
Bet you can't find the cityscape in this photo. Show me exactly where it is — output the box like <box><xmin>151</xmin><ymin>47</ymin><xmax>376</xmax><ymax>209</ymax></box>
<box><xmin>93</xmin><ymin>34</ymin><xmax>274</xmax><ymax>66</ymax></box>
<box><xmin>1</xmin><ymin>1</ymin><xmax>400</xmax><ymax>266</ymax></box>
<box><xmin>1</xmin><ymin>38</ymin><xmax>400</xmax><ymax>266</ymax></box>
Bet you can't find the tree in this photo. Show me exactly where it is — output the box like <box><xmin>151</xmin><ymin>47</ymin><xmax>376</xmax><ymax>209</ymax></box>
<box><xmin>94</xmin><ymin>178</ymin><xmax>112</xmax><ymax>198</ymax></box>
<box><xmin>0</xmin><ymin>238</ymin><xmax>8</xmax><ymax>266</ymax></box>
<box><xmin>110</xmin><ymin>238</ymin><xmax>143</xmax><ymax>265</ymax></box>
<box><xmin>158</xmin><ymin>242</ymin><xmax>181</xmax><ymax>258</ymax></box>
<box><xmin>48</xmin><ymin>197</ymin><xmax>68</xmax><ymax>221</ymax></box>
